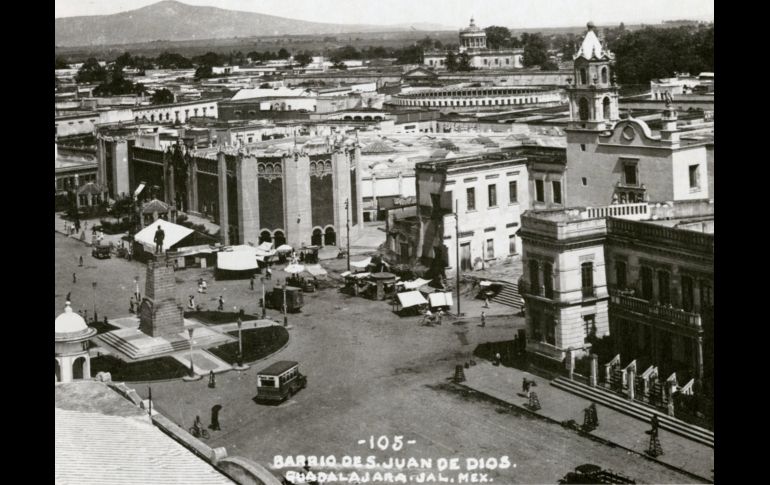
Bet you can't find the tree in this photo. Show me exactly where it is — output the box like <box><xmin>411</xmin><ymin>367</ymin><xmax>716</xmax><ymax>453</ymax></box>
<box><xmin>457</xmin><ymin>52</ymin><xmax>472</xmax><ymax>71</ymax></box>
<box><xmin>194</xmin><ymin>65</ymin><xmax>214</xmax><ymax>80</ymax></box>
<box><xmin>294</xmin><ymin>52</ymin><xmax>312</xmax><ymax>67</ymax></box>
<box><xmin>445</xmin><ymin>51</ymin><xmax>457</xmax><ymax>71</ymax></box>
<box><xmin>331</xmin><ymin>60</ymin><xmax>348</xmax><ymax>70</ymax></box>
<box><xmin>156</xmin><ymin>52</ymin><xmax>193</xmax><ymax>69</ymax></box>
<box><xmin>114</xmin><ymin>52</ymin><xmax>134</xmax><ymax>69</ymax></box>
<box><xmin>55</xmin><ymin>56</ymin><xmax>70</xmax><ymax>69</ymax></box>
<box><xmin>277</xmin><ymin>48</ymin><xmax>291</xmax><ymax>59</ymax></box>
<box><xmin>76</xmin><ymin>58</ymin><xmax>107</xmax><ymax>83</ymax></box>
<box><xmin>522</xmin><ymin>33</ymin><xmax>549</xmax><ymax>67</ymax></box>
<box><xmin>485</xmin><ymin>26</ymin><xmax>512</xmax><ymax>49</ymax></box>
<box><xmin>395</xmin><ymin>45</ymin><xmax>422</xmax><ymax>64</ymax></box>
<box><xmin>541</xmin><ymin>60</ymin><xmax>559</xmax><ymax>71</ymax></box>
<box><xmin>151</xmin><ymin>88</ymin><xmax>174</xmax><ymax>105</ymax></box>
<box><xmin>93</xmin><ymin>64</ymin><xmax>147</xmax><ymax>96</ymax></box>
<box><xmin>193</xmin><ymin>51</ymin><xmax>222</xmax><ymax>68</ymax></box>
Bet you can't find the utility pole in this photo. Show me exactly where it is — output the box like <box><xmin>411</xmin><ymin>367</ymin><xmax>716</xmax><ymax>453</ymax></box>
<box><xmin>455</xmin><ymin>199</ymin><xmax>461</xmax><ymax>317</ymax></box>
<box><xmin>345</xmin><ymin>198</ymin><xmax>351</xmax><ymax>272</ymax></box>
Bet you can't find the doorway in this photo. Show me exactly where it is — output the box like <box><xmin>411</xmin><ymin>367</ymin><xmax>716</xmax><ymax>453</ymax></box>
<box><xmin>460</xmin><ymin>242</ymin><xmax>471</xmax><ymax>271</ymax></box>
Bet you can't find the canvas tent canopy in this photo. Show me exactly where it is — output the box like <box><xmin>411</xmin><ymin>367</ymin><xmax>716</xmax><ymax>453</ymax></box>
<box><xmin>397</xmin><ymin>290</ymin><xmax>428</xmax><ymax>308</ymax></box>
<box><xmin>400</xmin><ymin>278</ymin><xmax>431</xmax><ymax>290</ymax></box>
<box><xmin>217</xmin><ymin>245</ymin><xmax>260</xmax><ymax>271</ymax></box>
<box><xmin>350</xmin><ymin>257</ymin><xmax>372</xmax><ymax>269</ymax></box>
<box><xmin>134</xmin><ymin>219</ymin><xmax>193</xmax><ymax>252</ymax></box>
<box><xmin>429</xmin><ymin>292</ymin><xmax>454</xmax><ymax>308</ymax></box>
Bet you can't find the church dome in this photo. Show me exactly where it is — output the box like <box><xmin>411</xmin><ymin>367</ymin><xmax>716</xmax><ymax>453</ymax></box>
<box><xmin>460</xmin><ymin>16</ymin><xmax>484</xmax><ymax>34</ymax></box>
<box><xmin>55</xmin><ymin>302</ymin><xmax>93</xmax><ymax>339</ymax></box>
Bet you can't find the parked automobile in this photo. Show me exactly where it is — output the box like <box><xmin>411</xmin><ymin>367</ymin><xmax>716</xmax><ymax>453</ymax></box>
<box><xmin>256</xmin><ymin>361</ymin><xmax>307</xmax><ymax>403</ymax></box>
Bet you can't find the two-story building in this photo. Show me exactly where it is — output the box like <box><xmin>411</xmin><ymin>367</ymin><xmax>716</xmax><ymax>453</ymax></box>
<box><xmin>386</xmin><ymin>151</ymin><xmax>530</xmax><ymax>276</ymax></box>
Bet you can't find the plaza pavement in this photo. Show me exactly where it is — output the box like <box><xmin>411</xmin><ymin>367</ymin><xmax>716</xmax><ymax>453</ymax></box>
<box><xmin>55</xmin><ymin>225</ymin><xmax>704</xmax><ymax>484</ymax></box>
<box><xmin>462</xmin><ymin>362</ymin><xmax>714</xmax><ymax>482</ymax></box>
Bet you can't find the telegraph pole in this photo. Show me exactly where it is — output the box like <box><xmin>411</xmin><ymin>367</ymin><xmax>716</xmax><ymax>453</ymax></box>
<box><xmin>345</xmin><ymin>198</ymin><xmax>351</xmax><ymax>272</ymax></box>
<box><xmin>455</xmin><ymin>200</ymin><xmax>461</xmax><ymax>317</ymax></box>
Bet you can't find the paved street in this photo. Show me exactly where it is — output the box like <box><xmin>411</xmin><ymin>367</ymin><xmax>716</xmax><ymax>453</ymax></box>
<box><xmin>55</xmin><ymin>231</ymin><xmax>701</xmax><ymax>483</ymax></box>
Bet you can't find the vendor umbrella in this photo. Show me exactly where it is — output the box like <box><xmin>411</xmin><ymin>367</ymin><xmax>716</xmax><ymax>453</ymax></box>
<box><xmin>285</xmin><ymin>263</ymin><xmax>305</xmax><ymax>274</ymax></box>
<box><xmin>276</xmin><ymin>244</ymin><xmax>293</xmax><ymax>253</ymax></box>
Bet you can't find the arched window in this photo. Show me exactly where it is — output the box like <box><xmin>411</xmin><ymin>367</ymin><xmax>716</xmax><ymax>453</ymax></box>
<box><xmin>324</xmin><ymin>227</ymin><xmax>336</xmax><ymax>246</ymax></box>
<box><xmin>273</xmin><ymin>231</ymin><xmax>286</xmax><ymax>248</ymax></box>
<box><xmin>579</xmin><ymin>97</ymin><xmax>590</xmax><ymax>121</ymax></box>
<box><xmin>603</xmin><ymin>97</ymin><xmax>611</xmax><ymax>120</ymax></box>
<box><xmin>311</xmin><ymin>228</ymin><xmax>323</xmax><ymax>246</ymax></box>
<box><xmin>601</xmin><ymin>67</ymin><xmax>608</xmax><ymax>84</ymax></box>
<box><xmin>579</xmin><ymin>68</ymin><xmax>588</xmax><ymax>85</ymax></box>
<box><xmin>72</xmin><ymin>356</ymin><xmax>86</xmax><ymax>380</ymax></box>
<box><xmin>259</xmin><ymin>230</ymin><xmax>272</xmax><ymax>244</ymax></box>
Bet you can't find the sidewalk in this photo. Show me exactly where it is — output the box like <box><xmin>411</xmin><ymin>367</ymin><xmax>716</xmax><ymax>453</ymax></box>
<box><xmin>462</xmin><ymin>361</ymin><xmax>714</xmax><ymax>483</ymax></box>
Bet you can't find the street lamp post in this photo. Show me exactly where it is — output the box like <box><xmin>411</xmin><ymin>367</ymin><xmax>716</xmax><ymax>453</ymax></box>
<box><xmin>233</xmin><ymin>316</ymin><xmax>249</xmax><ymax>371</ymax></box>
<box><xmin>183</xmin><ymin>327</ymin><xmax>202</xmax><ymax>381</ymax></box>
<box><xmin>134</xmin><ymin>276</ymin><xmax>140</xmax><ymax>300</ymax></box>
<box><xmin>345</xmin><ymin>198</ymin><xmax>350</xmax><ymax>272</ymax></box>
<box><xmin>261</xmin><ymin>277</ymin><xmax>267</xmax><ymax>318</ymax></box>
<box><xmin>92</xmin><ymin>282</ymin><xmax>98</xmax><ymax>323</ymax></box>
<box><xmin>283</xmin><ymin>283</ymin><xmax>288</xmax><ymax>327</ymax></box>
<box><xmin>455</xmin><ymin>200</ymin><xmax>461</xmax><ymax>317</ymax></box>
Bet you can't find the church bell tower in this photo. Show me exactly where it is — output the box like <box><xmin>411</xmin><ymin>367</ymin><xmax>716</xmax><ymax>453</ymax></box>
<box><xmin>568</xmin><ymin>22</ymin><xmax>619</xmax><ymax>130</ymax></box>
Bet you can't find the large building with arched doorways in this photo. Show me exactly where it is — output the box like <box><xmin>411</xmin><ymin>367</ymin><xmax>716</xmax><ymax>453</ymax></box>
<box><xmin>55</xmin><ymin>302</ymin><xmax>97</xmax><ymax>384</ymax></box>
<box><xmin>121</xmin><ymin>136</ymin><xmax>364</xmax><ymax>250</ymax></box>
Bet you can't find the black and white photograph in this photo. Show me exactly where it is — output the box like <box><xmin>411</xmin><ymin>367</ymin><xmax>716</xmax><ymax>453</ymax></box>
<box><xmin>54</xmin><ymin>1</ymin><xmax>715</xmax><ymax>483</ymax></box>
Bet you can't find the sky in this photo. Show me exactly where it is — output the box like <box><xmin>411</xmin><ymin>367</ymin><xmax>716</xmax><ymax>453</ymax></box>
<box><xmin>54</xmin><ymin>0</ymin><xmax>714</xmax><ymax>28</ymax></box>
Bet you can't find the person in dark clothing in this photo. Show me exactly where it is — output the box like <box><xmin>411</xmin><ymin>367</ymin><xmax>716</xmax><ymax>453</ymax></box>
<box><xmin>79</xmin><ymin>255</ymin><xmax>83</xmax><ymax>267</ymax></box>
<box><xmin>210</xmin><ymin>405</ymin><xmax>221</xmax><ymax>431</ymax></box>
<box><xmin>218</xmin><ymin>296</ymin><xmax>224</xmax><ymax>311</ymax></box>
<box><xmin>250</xmin><ymin>275</ymin><xmax>255</xmax><ymax>291</ymax></box>
<box><xmin>153</xmin><ymin>225</ymin><xmax>165</xmax><ymax>254</ymax></box>
<box><xmin>73</xmin><ymin>272</ymin><xmax>77</xmax><ymax>284</ymax></box>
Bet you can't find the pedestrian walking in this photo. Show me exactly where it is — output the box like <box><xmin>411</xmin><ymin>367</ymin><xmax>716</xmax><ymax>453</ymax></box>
<box><xmin>129</xmin><ymin>295</ymin><xmax>136</xmax><ymax>314</ymax></box>
<box><xmin>73</xmin><ymin>272</ymin><xmax>77</xmax><ymax>284</ymax></box>
<box><xmin>66</xmin><ymin>292</ymin><xmax>71</xmax><ymax>302</ymax></box>
<box><xmin>127</xmin><ymin>246</ymin><xmax>132</xmax><ymax>261</ymax></box>
<box><xmin>188</xmin><ymin>295</ymin><xmax>196</xmax><ymax>310</ymax></box>
<box><xmin>484</xmin><ymin>296</ymin><xmax>490</xmax><ymax>308</ymax></box>
<box><xmin>201</xmin><ymin>280</ymin><xmax>208</xmax><ymax>293</ymax></box>
<box><xmin>84</xmin><ymin>221</ymin><xmax>88</xmax><ymax>231</ymax></box>
<box><xmin>64</xmin><ymin>221</ymin><xmax>68</xmax><ymax>233</ymax></box>
<box><xmin>208</xmin><ymin>370</ymin><xmax>216</xmax><ymax>388</ymax></box>
<box><xmin>480</xmin><ymin>311</ymin><xmax>486</xmax><ymax>327</ymax></box>
<box><xmin>79</xmin><ymin>255</ymin><xmax>83</xmax><ymax>267</ymax></box>
<box><xmin>218</xmin><ymin>295</ymin><xmax>224</xmax><ymax>311</ymax></box>
<box><xmin>210</xmin><ymin>405</ymin><xmax>222</xmax><ymax>431</ymax></box>
<box><xmin>75</xmin><ymin>220</ymin><xmax>81</xmax><ymax>233</ymax></box>
<box><xmin>250</xmin><ymin>275</ymin><xmax>255</xmax><ymax>291</ymax></box>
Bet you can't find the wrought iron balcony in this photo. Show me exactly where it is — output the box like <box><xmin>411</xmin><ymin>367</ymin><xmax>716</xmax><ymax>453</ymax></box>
<box><xmin>610</xmin><ymin>289</ymin><xmax>702</xmax><ymax>328</ymax></box>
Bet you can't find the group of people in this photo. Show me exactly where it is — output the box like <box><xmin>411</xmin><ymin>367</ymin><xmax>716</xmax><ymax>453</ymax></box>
<box><xmin>63</xmin><ymin>220</ymin><xmax>82</xmax><ymax>236</ymax></box>
<box><xmin>197</xmin><ymin>278</ymin><xmax>208</xmax><ymax>294</ymax></box>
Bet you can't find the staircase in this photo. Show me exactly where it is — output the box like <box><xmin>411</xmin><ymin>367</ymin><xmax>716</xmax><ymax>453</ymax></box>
<box><xmin>490</xmin><ymin>280</ymin><xmax>524</xmax><ymax>310</ymax></box>
<box><xmin>551</xmin><ymin>376</ymin><xmax>714</xmax><ymax>448</ymax></box>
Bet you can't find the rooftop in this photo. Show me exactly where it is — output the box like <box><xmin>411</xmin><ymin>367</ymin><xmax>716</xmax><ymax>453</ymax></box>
<box><xmin>55</xmin><ymin>381</ymin><xmax>234</xmax><ymax>485</ymax></box>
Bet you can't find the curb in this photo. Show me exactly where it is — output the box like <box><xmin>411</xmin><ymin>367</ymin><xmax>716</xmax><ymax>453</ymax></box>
<box><xmin>455</xmin><ymin>382</ymin><xmax>713</xmax><ymax>484</ymax></box>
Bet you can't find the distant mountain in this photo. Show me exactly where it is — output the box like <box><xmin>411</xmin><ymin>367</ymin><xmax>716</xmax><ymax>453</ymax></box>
<box><xmin>55</xmin><ymin>0</ymin><xmax>455</xmax><ymax>48</ymax></box>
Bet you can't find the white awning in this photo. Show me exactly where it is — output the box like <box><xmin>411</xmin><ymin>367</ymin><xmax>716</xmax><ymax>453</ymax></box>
<box><xmin>397</xmin><ymin>290</ymin><xmax>428</xmax><ymax>308</ymax></box>
<box><xmin>217</xmin><ymin>245</ymin><xmax>260</xmax><ymax>271</ymax></box>
<box><xmin>401</xmin><ymin>278</ymin><xmax>431</xmax><ymax>290</ymax></box>
<box><xmin>305</xmin><ymin>264</ymin><xmax>327</xmax><ymax>276</ymax></box>
<box><xmin>479</xmin><ymin>280</ymin><xmax>493</xmax><ymax>287</ymax></box>
<box><xmin>134</xmin><ymin>219</ymin><xmax>193</xmax><ymax>251</ymax></box>
<box><xmin>350</xmin><ymin>257</ymin><xmax>372</xmax><ymax>269</ymax></box>
<box><xmin>258</xmin><ymin>241</ymin><xmax>273</xmax><ymax>252</ymax></box>
<box><xmin>429</xmin><ymin>292</ymin><xmax>454</xmax><ymax>308</ymax></box>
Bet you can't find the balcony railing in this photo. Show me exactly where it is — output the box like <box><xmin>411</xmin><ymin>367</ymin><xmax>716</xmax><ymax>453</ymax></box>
<box><xmin>607</xmin><ymin>218</ymin><xmax>714</xmax><ymax>255</ymax></box>
<box><xmin>586</xmin><ymin>202</ymin><xmax>649</xmax><ymax>221</ymax></box>
<box><xmin>610</xmin><ymin>289</ymin><xmax>702</xmax><ymax>328</ymax></box>
<box><xmin>526</xmin><ymin>339</ymin><xmax>565</xmax><ymax>360</ymax></box>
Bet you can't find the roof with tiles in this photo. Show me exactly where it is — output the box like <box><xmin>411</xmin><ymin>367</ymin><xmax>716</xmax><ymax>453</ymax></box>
<box><xmin>55</xmin><ymin>381</ymin><xmax>234</xmax><ymax>485</ymax></box>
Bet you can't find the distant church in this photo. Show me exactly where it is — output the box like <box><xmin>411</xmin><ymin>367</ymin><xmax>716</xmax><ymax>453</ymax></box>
<box><xmin>423</xmin><ymin>17</ymin><xmax>524</xmax><ymax>70</ymax></box>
